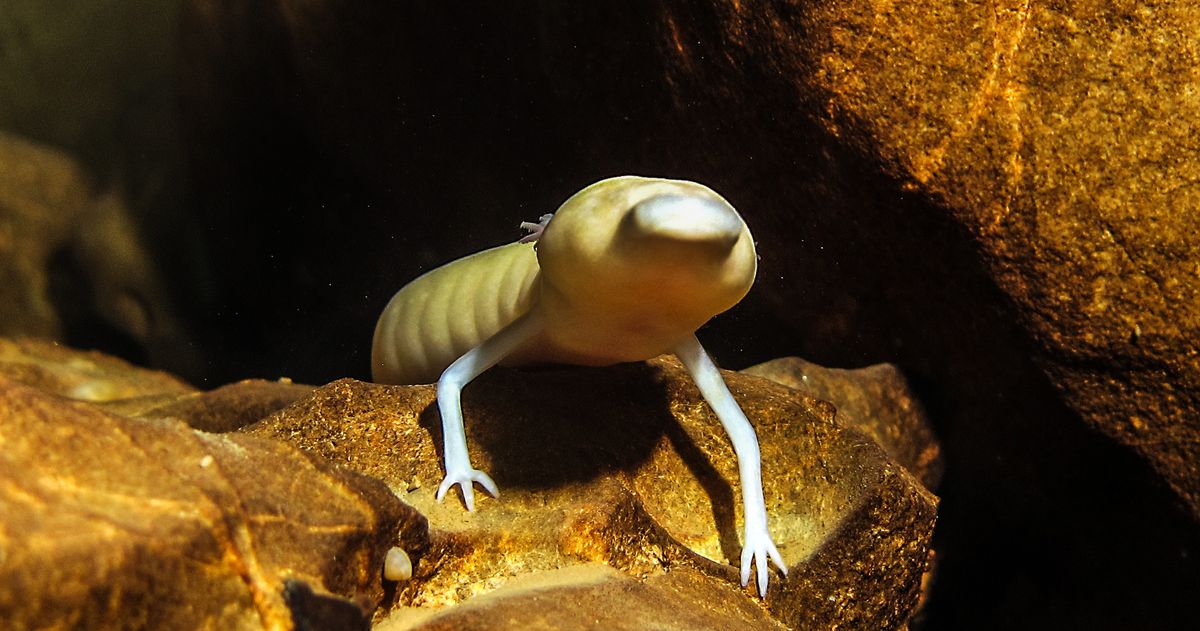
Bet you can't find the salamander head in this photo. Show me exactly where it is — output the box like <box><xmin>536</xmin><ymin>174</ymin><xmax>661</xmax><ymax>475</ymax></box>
<box><xmin>535</xmin><ymin>176</ymin><xmax>756</xmax><ymax>344</ymax></box>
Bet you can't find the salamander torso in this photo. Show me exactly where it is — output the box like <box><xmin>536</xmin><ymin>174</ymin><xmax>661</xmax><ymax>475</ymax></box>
<box><xmin>373</xmin><ymin>175</ymin><xmax>756</xmax><ymax>383</ymax></box>
<box><xmin>372</xmin><ymin>242</ymin><xmax>539</xmax><ymax>385</ymax></box>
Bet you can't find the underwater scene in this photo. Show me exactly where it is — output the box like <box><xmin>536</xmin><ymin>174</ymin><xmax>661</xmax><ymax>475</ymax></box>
<box><xmin>1</xmin><ymin>2</ymin><xmax>1197</xmax><ymax>630</ymax></box>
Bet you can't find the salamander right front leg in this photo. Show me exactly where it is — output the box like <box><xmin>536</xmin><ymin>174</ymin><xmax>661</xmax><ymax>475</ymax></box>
<box><xmin>673</xmin><ymin>334</ymin><xmax>787</xmax><ymax>597</ymax></box>
<box><xmin>434</xmin><ymin>311</ymin><xmax>543</xmax><ymax>511</ymax></box>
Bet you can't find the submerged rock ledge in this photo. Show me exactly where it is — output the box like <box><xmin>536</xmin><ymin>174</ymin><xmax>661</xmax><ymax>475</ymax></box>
<box><xmin>0</xmin><ymin>339</ymin><xmax>937</xmax><ymax>629</ymax></box>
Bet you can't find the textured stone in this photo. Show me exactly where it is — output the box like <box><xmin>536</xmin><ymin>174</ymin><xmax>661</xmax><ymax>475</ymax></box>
<box><xmin>743</xmin><ymin>357</ymin><xmax>942</xmax><ymax>490</ymax></box>
<box><xmin>249</xmin><ymin>357</ymin><xmax>937</xmax><ymax>629</ymax></box>
<box><xmin>0</xmin><ymin>373</ymin><xmax>421</xmax><ymax>629</ymax></box>
<box><xmin>111</xmin><ymin>378</ymin><xmax>316</xmax><ymax>433</ymax></box>
<box><xmin>794</xmin><ymin>0</ymin><xmax>1200</xmax><ymax>524</ymax></box>
<box><xmin>375</xmin><ymin>565</ymin><xmax>787</xmax><ymax>631</ymax></box>
<box><xmin>0</xmin><ymin>336</ymin><xmax>194</xmax><ymax>401</ymax></box>
<box><xmin>0</xmin><ymin>337</ymin><xmax>310</xmax><ymax>433</ymax></box>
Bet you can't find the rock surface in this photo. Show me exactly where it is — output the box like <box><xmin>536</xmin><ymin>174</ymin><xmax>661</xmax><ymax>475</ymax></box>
<box><xmin>375</xmin><ymin>565</ymin><xmax>787</xmax><ymax>631</ymax></box>
<box><xmin>0</xmin><ymin>368</ymin><xmax>419</xmax><ymax>629</ymax></box>
<box><xmin>795</xmin><ymin>0</ymin><xmax>1200</xmax><ymax>528</ymax></box>
<box><xmin>0</xmin><ymin>337</ymin><xmax>194</xmax><ymax>401</ymax></box>
<box><xmin>0</xmin><ymin>338</ymin><xmax>936</xmax><ymax>628</ymax></box>
<box><xmin>109</xmin><ymin>378</ymin><xmax>316</xmax><ymax>433</ymax></box>
<box><xmin>744</xmin><ymin>357</ymin><xmax>942</xmax><ymax>490</ymax></box>
<box><xmin>249</xmin><ymin>357</ymin><xmax>938</xmax><ymax>629</ymax></box>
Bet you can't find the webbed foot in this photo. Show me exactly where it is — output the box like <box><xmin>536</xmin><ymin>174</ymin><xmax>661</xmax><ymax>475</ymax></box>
<box><xmin>741</xmin><ymin>526</ymin><xmax>788</xmax><ymax>598</ymax></box>
<box><xmin>435</xmin><ymin>468</ymin><xmax>499</xmax><ymax>511</ymax></box>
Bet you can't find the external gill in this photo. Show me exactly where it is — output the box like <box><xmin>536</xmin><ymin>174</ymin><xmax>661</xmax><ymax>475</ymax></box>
<box><xmin>518</xmin><ymin>213</ymin><xmax>554</xmax><ymax>243</ymax></box>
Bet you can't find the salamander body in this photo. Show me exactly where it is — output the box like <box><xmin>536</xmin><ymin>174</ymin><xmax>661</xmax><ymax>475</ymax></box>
<box><xmin>372</xmin><ymin>242</ymin><xmax>540</xmax><ymax>385</ymax></box>
<box><xmin>372</xmin><ymin>175</ymin><xmax>786</xmax><ymax>595</ymax></box>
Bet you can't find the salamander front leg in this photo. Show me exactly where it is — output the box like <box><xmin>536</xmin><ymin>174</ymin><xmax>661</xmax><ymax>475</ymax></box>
<box><xmin>435</xmin><ymin>311</ymin><xmax>543</xmax><ymax>511</ymax></box>
<box><xmin>673</xmin><ymin>334</ymin><xmax>787</xmax><ymax>597</ymax></box>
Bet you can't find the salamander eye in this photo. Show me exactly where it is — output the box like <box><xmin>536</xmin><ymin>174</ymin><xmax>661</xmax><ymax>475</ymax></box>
<box><xmin>628</xmin><ymin>194</ymin><xmax>743</xmax><ymax>247</ymax></box>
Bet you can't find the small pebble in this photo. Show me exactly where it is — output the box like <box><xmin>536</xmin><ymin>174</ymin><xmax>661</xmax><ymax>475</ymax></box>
<box><xmin>199</xmin><ymin>455</ymin><xmax>214</xmax><ymax>468</ymax></box>
<box><xmin>384</xmin><ymin>546</ymin><xmax>412</xmax><ymax>581</ymax></box>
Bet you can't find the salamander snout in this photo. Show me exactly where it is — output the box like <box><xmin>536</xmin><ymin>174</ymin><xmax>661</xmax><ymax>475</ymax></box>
<box><xmin>627</xmin><ymin>194</ymin><xmax>744</xmax><ymax>249</ymax></box>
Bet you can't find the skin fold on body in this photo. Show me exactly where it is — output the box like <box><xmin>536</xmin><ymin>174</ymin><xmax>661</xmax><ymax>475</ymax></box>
<box><xmin>372</xmin><ymin>175</ymin><xmax>787</xmax><ymax>595</ymax></box>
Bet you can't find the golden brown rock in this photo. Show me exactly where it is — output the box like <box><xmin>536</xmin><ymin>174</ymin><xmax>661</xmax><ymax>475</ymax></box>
<box><xmin>248</xmin><ymin>357</ymin><xmax>937</xmax><ymax>629</ymax></box>
<box><xmin>375</xmin><ymin>565</ymin><xmax>787</xmax><ymax>631</ymax></box>
<box><xmin>743</xmin><ymin>357</ymin><xmax>942</xmax><ymax>490</ymax></box>
<box><xmin>0</xmin><ymin>374</ymin><xmax>422</xmax><ymax>630</ymax></box>
<box><xmin>792</xmin><ymin>0</ymin><xmax>1200</xmax><ymax>524</ymax></box>
<box><xmin>0</xmin><ymin>336</ymin><xmax>194</xmax><ymax>401</ymax></box>
<box><xmin>0</xmin><ymin>337</ymin><xmax>310</xmax><ymax>433</ymax></box>
<box><xmin>111</xmin><ymin>378</ymin><xmax>316</xmax><ymax>433</ymax></box>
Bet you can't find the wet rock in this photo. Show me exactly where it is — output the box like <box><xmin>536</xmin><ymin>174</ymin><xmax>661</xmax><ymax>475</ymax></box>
<box><xmin>0</xmin><ymin>373</ymin><xmax>422</xmax><ymax>629</ymax></box>
<box><xmin>792</xmin><ymin>0</ymin><xmax>1200</xmax><ymax>526</ymax></box>
<box><xmin>743</xmin><ymin>357</ymin><xmax>942</xmax><ymax>490</ymax></box>
<box><xmin>0</xmin><ymin>336</ymin><xmax>309</xmax><ymax>432</ymax></box>
<box><xmin>249</xmin><ymin>356</ymin><xmax>937</xmax><ymax>629</ymax></box>
<box><xmin>110</xmin><ymin>378</ymin><xmax>316</xmax><ymax>433</ymax></box>
<box><xmin>0</xmin><ymin>336</ymin><xmax>194</xmax><ymax>401</ymax></box>
<box><xmin>284</xmin><ymin>580</ymin><xmax>374</xmax><ymax>631</ymax></box>
<box><xmin>375</xmin><ymin>564</ymin><xmax>786</xmax><ymax>631</ymax></box>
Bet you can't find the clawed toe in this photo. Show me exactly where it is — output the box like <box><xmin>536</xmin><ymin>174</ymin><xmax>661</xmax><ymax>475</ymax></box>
<box><xmin>436</xmin><ymin>469</ymin><xmax>499</xmax><ymax>511</ymax></box>
<box><xmin>740</xmin><ymin>530</ymin><xmax>788</xmax><ymax>597</ymax></box>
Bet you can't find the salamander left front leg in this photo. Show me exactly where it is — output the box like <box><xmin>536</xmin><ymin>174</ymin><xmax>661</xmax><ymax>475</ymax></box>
<box><xmin>674</xmin><ymin>334</ymin><xmax>788</xmax><ymax>597</ymax></box>
<box><xmin>435</xmin><ymin>311</ymin><xmax>543</xmax><ymax>511</ymax></box>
